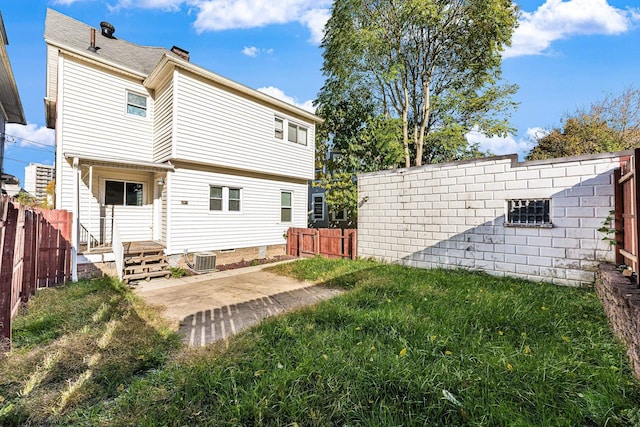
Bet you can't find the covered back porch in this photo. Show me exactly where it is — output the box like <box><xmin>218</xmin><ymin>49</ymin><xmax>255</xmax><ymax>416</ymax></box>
<box><xmin>66</xmin><ymin>153</ymin><xmax>173</xmax><ymax>280</ymax></box>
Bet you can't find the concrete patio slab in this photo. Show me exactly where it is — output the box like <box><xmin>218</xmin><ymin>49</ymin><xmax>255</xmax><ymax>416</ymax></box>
<box><xmin>133</xmin><ymin>263</ymin><xmax>342</xmax><ymax>346</ymax></box>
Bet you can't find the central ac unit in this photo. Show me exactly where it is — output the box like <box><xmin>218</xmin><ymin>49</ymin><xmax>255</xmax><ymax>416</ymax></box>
<box><xmin>194</xmin><ymin>252</ymin><xmax>217</xmax><ymax>272</ymax></box>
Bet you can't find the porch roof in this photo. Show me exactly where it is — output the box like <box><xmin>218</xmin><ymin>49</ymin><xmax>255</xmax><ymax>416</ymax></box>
<box><xmin>64</xmin><ymin>152</ymin><xmax>174</xmax><ymax>173</ymax></box>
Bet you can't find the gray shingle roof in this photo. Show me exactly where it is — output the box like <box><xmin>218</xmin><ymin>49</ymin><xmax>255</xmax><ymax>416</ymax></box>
<box><xmin>44</xmin><ymin>8</ymin><xmax>172</xmax><ymax>76</ymax></box>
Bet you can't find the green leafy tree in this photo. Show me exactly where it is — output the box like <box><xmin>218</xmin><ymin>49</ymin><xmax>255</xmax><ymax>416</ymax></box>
<box><xmin>318</xmin><ymin>0</ymin><xmax>519</xmax><ymax>168</ymax></box>
<box><xmin>315</xmin><ymin>79</ymin><xmax>404</xmax><ymax>225</ymax></box>
<box><xmin>527</xmin><ymin>87</ymin><xmax>640</xmax><ymax>160</ymax></box>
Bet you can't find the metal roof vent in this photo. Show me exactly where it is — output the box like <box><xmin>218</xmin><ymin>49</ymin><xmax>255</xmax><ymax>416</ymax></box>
<box><xmin>100</xmin><ymin>21</ymin><xmax>115</xmax><ymax>38</ymax></box>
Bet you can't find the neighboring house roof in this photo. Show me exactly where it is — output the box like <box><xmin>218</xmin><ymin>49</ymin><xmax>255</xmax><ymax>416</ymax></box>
<box><xmin>44</xmin><ymin>9</ymin><xmax>322</xmax><ymax>125</ymax></box>
<box><xmin>0</xmin><ymin>11</ymin><xmax>25</xmax><ymax>124</ymax></box>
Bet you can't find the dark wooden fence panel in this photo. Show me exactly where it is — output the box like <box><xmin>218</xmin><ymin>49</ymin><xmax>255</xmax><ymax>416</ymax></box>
<box><xmin>287</xmin><ymin>228</ymin><xmax>357</xmax><ymax>260</ymax></box>
<box><xmin>616</xmin><ymin>149</ymin><xmax>640</xmax><ymax>286</ymax></box>
<box><xmin>0</xmin><ymin>195</ymin><xmax>72</xmax><ymax>349</ymax></box>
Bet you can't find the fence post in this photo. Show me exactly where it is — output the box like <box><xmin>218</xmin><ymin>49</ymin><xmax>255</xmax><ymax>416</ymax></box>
<box><xmin>635</xmin><ymin>148</ymin><xmax>640</xmax><ymax>287</ymax></box>
<box><xmin>0</xmin><ymin>202</ymin><xmax>18</xmax><ymax>349</ymax></box>
<box><xmin>350</xmin><ymin>230</ymin><xmax>357</xmax><ymax>260</ymax></box>
<box><xmin>614</xmin><ymin>168</ymin><xmax>624</xmax><ymax>265</ymax></box>
<box><xmin>314</xmin><ymin>229</ymin><xmax>320</xmax><ymax>255</ymax></box>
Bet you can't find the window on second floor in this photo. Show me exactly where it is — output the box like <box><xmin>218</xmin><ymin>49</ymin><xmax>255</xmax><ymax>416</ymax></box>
<box><xmin>126</xmin><ymin>91</ymin><xmax>147</xmax><ymax>118</ymax></box>
<box><xmin>274</xmin><ymin>117</ymin><xmax>284</xmax><ymax>139</ymax></box>
<box><xmin>288</xmin><ymin>122</ymin><xmax>307</xmax><ymax>145</ymax></box>
<box><xmin>274</xmin><ymin>116</ymin><xmax>308</xmax><ymax>146</ymax></box>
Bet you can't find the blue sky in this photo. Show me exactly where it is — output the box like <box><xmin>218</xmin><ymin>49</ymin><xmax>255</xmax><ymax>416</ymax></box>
<box><xmin>2</xmin><ymin>0</ymin><xmax>639</xmax><ymax>184</ymax></box>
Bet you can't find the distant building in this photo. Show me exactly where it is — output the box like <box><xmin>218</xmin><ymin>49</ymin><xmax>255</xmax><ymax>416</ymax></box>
<box><xmin>24</xmin><ymin>162</ymin><xmax>54</xmax><ymax>202</ymax></box>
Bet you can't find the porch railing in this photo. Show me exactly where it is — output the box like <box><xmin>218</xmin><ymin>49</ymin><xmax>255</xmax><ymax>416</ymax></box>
<box><xmin>112</xmin><ymin>218</ymin><xmax>124</xmax><ymax>281</ymax></box>
<box><xmin>79</xmin><ymin>207</ymin><xmax>114</xmax><ymax>252</ymax></box>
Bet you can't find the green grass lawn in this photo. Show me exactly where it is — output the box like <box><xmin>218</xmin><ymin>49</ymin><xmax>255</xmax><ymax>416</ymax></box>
<box><xmin>1</xmin><ymin>258</ymin><xmax>639</xmax><ymax>426</ymax></box>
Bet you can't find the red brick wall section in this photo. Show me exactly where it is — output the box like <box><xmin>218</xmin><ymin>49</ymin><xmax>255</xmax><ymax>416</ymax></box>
<box><xmin>595</xmin><ymin>264</ymin><xmax>640</xmax><ymax>380</ymax></box>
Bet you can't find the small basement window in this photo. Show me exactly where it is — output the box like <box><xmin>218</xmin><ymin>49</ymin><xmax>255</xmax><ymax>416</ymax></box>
<box><xmin>506</xmin><ymin>199</ymin><xmax>551</xmax><ymax>227</ymax></box>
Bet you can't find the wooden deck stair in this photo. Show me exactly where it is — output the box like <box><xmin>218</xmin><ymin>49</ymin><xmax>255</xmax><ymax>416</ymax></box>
<box><xmin>122</xmin><ymin>241</ymin><xmax>170</xmax><ymax>284</ymax></box>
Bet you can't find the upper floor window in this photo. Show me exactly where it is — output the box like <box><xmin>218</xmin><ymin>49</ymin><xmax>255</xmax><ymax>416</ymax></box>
<box><xmin>105</xmin><ymin>180</ymin><xmax>143</xmax><ymax>206</ymax></box>
<box><xmin>274</xmin><ymin>116</ymin><xmax>308</xmax><ymax>146</ymax></box>
<box><xmin>126</xmin><ymin>91</ymin><xmax>147</xmax><ymax>117</ymax></box>
<box><xmin>288</xmin><ymin>123</ymin><xmax>307</xmax><ymax>145</ymax></box>
<box><xmin>275</xmin><ymin>117</ymin><xmax>284</xmax><ymax>139</ymax></box>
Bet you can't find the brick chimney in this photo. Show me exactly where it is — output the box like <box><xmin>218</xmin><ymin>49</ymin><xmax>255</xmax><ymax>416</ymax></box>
<box><xmin>171</xmin><ymin>46</ymin><xmax>190</xmax><ymax>62</ymax></box>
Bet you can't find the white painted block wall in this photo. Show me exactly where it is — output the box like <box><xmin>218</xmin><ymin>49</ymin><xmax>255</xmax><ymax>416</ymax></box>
<box><xmin>358</xmin><ymin>153</ymin><xmax>626</xmax><ymax>286</ymax></box>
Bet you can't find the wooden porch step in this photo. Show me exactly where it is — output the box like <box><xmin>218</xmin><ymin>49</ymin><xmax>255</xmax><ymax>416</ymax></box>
<box><xmin>122</xmin><ymin>240</ymin><xmax>170</xmax><ymax>284</ymax></box>
<box><xmin>123</xmin><ymin>270</ymin><xmax>171</xmax><ymax>283</ymax></box>
<box><xmin>124</xmin><ymin>262</ymin><xmax>169</xmax><ymax>274</ymax></box>
<box><xmin>124</xmin><ymin>254</ymin><xmax>166</xmax><ymax>264</ymax></box>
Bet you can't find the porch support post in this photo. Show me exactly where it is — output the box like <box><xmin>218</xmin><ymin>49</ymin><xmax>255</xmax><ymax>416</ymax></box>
<box><xmin>71</xmin><ymin>157</ymin><xmax>79</xmax><ymax>281</ymax></box>
<box><xmin>87</xmin><ymin>164</ymin><xmax>93</xmax><ymax>253</ymax></box>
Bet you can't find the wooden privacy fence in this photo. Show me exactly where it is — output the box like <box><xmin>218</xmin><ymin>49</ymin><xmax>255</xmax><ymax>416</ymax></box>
<box><xmin>0</xmin><ymin>196</ymin><xmax>72</xmax><ymax>349</ymax></box>
<box><xmin>287</xmin><ymin>228</ymin><xmax>357</xmax><ymax>260</ymax></box>
<box><xmin>615</xmin><ymin>148</ymin><xmax>640</xmax><ymax>286</ymax></box>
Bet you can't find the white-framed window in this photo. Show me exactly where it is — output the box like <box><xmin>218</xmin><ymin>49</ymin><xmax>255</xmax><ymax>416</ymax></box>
<box><xmin>332</xmin><ymin>209</ymin><xmax>348</xmax><ymax>222</ymax></box>
<box><xmin>506</xmin><ymin>199</ymin><xmax>552</xmax><ymax>227</ymax></box>
<box><xmin>126</xmin><ymin>90</ymin><xmax>147</xmax><ymax>117</ymax></box>
<box><xmin>281</xmin><ymin>191</ymin><xmax>292</xmax><ymax>222</ymax></box>
<box><xmin>228</xmin><ymin>188</ymin><xmax>241</xmax><ymax>211</ymax></box>
<box><xmin>104</xmin><ymin>180</ymin><xmax>144</xmax><ymax>206</ymax></box>
<box><xmin>210</xmin><ymin>186</ymin><xmax>223</xmax><ymax>211</ymax></box>
<box><xmin>209</xmin><ymin>186</ymin><xmax>242</xmax><ymax>212</ymax></box>
<box><xmin>312</xmin><ymin>194</ymin><xmax>324</xmax><ymax>220</ymax></box>
<box><xmin>274</xmin><ymin>116</ymin><xmax>308</xmax><ymax>146</ymax></box>
<box><xmin>274</xmin><ymin>117</ymin><xmax>284</xmax><ymax>139</ymax></box>
<box><xmin>288</xmin><ymin>122</ymin><xmax>308</xmax><ymax>145</ymax></box>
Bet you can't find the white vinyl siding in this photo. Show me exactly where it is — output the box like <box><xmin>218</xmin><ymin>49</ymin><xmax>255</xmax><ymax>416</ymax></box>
<box><xmin>153</xmin><ymin>78</ymin><xmax>174</xmax><ymax>161</ymax></box>
<box><xmin>172</xmin><ymin>72</ymin><xmax>315</xmax><ymax>180</ymax></box>
<box><xmin>166</xmin><ymin>166</ymin><xmax>307</xmax><ymax>254</ymax></box>
<box><xmin>113</xmin><ymin>205</ymin><xmax>153</xmax><ymax>241</ymax></box>
<box><xmin>46</xmin><ymin>45</ymin><xmax>59</xmax><ymax>100</ymax></box>
<box><xmin>59</xmin><ymin>57</ymin><xmax>154</xmax><ymax>161</ymax></box>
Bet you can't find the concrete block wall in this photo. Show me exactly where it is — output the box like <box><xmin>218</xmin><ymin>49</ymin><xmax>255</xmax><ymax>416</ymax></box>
<box><xmin>358</xmin><ymin>152</ymin><xmax>628</xmax><ymax>286</ymax></box>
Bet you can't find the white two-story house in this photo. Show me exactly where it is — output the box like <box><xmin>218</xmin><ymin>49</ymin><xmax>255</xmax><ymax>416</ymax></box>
<box><xmin>44</xmin><ymin>9</ymin><xmax>320</xmax><ymax>280</ymax></box>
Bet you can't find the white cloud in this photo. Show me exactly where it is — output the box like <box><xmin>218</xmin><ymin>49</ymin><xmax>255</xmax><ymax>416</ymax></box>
<box><xmin>107</xmin><ymin>0</ymin><xmax>185</xmax><ymax>11</ymax></box>
<box><xmin>242</xmin><ymin>46</ymin><xmax>259</xmax><ymax>57</ymax></box>
<box><xmin>241</xmin><ymin>46</ymin><xmax>274</xmax><ymax>57</ymax></box>
<box><xmin>193</xmin><ymin>0</ymin><xmax>331</xmax><ymax>44</ymax></box>
<box><xmin>104</xmin><ymin>0</ymin><xmax>331</xmax><ymax>44</ymax></box>
<box><xmin>300</xmin><ymin>8</ymin><xmax>331</xmax><ymax>44</ymax></box>
<box><xmin>52</xmin><ymin>0</ymin><xmax>84</xmax><ymax>5</ymax></box>
<box><xmin>5</xmin><ymin>123</ymin><xmax>55</xmax><ymax>148</ymax></box>
<box><xmin>505</xmin><ymin>0</ymin><xmax>640</xmax><ymax>58</ymax></box>
<box><xmin>466</xmin><ymin>127</ymin><xmax>547</xmax><ymax>159</ymax></box>
<box><xmin>258</xmin><ymin>86</ymin><xmax>315</xmax><ymax>113</ymax></box>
